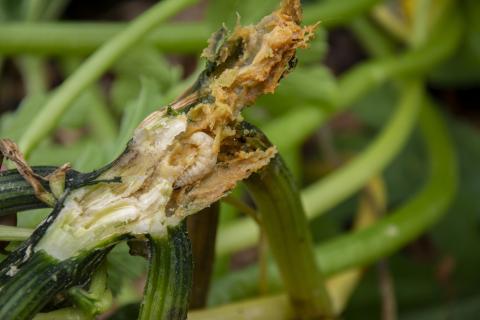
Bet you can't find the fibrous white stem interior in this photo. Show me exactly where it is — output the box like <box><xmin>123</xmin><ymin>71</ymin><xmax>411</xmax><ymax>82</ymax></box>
<box><xmin>36</xmin><ymin>112</ymin><xmax>215</xmax><ymax>260</ymax></box>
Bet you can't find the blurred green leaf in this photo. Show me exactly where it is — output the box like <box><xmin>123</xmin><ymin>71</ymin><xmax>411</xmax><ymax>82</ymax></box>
<box><xmin>259</xmin><ymin>66</ymin><xmax>338</xmax><ymax>116</ymax></box>
<box><xmin>107</xmin><ymin>242</ymin><xmax>147</xmax><ymax>296</ymax></box>
<box><xmin>115</xmin><ymin>47</ymin><xmax>181</xmax><ymax>92</ymax></box>
<box><xmin>109</xmin><ymin>77</ymin><xmax>165</xmax><ymax>159</ymax></box>
<box><xmin>0</xmin><ymin>94</ymin><xmax>47</xmax><ymax>141</ymax></box>
<box><xmin>297</xmin><ymin>27</ymin><xmax>328</xmax><ymax>65</ymax></box>
<box><xmin>207</xmin><ymin>0</ymin><xmax>279</xmax><ymax>31</ymax></box>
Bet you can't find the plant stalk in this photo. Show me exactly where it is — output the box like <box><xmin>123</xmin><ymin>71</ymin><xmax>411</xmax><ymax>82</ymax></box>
<box><xmin>139</xmin><ymin>224</ymin><xmax>192</xmax><ymax>320</ymax></box>
<box><xmin>245</xmin><ymin>154</ymin><xmax>333</xmax><ymax>317</ymax></box>
<box><xmin>189</xmin><ymin>91</ymin><xmax>456</xmax><ymax>319</ymax></box>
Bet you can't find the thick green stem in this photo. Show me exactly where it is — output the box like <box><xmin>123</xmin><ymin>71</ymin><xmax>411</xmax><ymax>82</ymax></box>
<box><xmin>18</xmin><ymin>0</ymin><xmax>198</xmax><ymax>157</ymax></box>
<box><xmin>0</xmin><ymin>0</ymin><xmax>379</xmax><ymax>57</ymax></box>
<box><xmin>0</xmin><ymin>166</ymin><xmax>56</xmax><ymax>215</ymax></box>
<box><xmin>0</xmin><ymin>249</ymin><xmax>106</xmax><ymax>320</ymax></box>
<box><xmin>0</xmin><ymin>22</ymin><xmax>208</xmax><ymax>56</ymax></box>
<box><xmin>246</xmin><ymin>155</ymin><xmax>333</xmax><ymax>318</ymax></box>
<box><xmin>139</xmin><ymin>224</ymin><xmax>192</xmax><ymax>320</ymax></box>
<box><xmin>0</xmin><ymin>165</ymin><xmax>113</xmax><ymax>216</ymax></box>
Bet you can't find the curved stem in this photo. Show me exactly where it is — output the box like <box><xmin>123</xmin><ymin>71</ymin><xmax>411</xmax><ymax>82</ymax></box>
<box><xmin>336</xmin><ymin>10</ymin><xmax>462</xmax><ymax>108</ymax></box>
<box><xmin>191</xmin><ymin>92</ymin><xmax>456</xmax><ymax>319</ymax></box>
<box><xmin>316</xmin><ymin>98</ymin><xmax>457</xmax><ymax>274</ymax></box>
<box><xmin>18</xmin><ymin>0</ymin><xmax>198</xmax><ymax>157</ymax></box>
<box><xmin>216</xmin><ymin>80</ymin><xmax>421</xmax><ymax>255</ymax></box>
<box><xmin>214</xmin><ymin>8</ymin><xmax>462</xmax><ymax>256</ymax></box>
<box><xmin>301</xmin><ymin>80</ymin><xmax>420</xmax><ymax>218</ymax></box>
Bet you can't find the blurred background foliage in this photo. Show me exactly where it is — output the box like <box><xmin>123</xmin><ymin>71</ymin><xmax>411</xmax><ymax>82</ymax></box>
<box><xmin>0</xmin><ymin>0</ymin><xmax>479</xmax><ymax>319</ymax></box>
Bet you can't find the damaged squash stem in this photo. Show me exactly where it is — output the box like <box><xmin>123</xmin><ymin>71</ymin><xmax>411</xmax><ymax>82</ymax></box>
<box><xmin>139</xmin><ymin>224</ymin><xmax>192</xmax><ymax>320</ymax></box>
<box><xmin>0</xmin><ymin>1</ymin><xmax>317</xmax><ymax>319</ymax></box>
<box><xmin>245</xmin><ymin>149</ymin><xmax>333</xmax><ymax>317</ymax></box>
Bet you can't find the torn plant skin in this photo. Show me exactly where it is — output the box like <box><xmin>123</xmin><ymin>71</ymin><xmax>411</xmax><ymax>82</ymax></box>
<box><xmin>0</xmin><ymin>139</ymin><xmax>57</xmax><ymax>206</ymax></box>
<box><xmin>5</xmin><ymin>0</ymin><xmax>317</xmax><ymax>262</ymax></box>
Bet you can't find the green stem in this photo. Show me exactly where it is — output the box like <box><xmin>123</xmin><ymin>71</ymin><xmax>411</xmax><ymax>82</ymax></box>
<box><xmin>18</xmin><ymin>0</ymin><xmax>198</xmax><ymax>157</ymax></box>
<box><xmin>200</xmin><ymin>91</ymin><xmax>457</xmax><ymax>313</ymax></box>
<box><xmin>301</xmin><ymin>80</ymin><xmax>420</xmax><ymax>218</ymax></box>
<box><xmin>0</xmin><ymin>166</ymin><xmax>56</xmax><ymax>215</ymax></box>
<box><xmin>216</xmin><ymin>80</ymin><xmax>421</xmax><ymax>255</ymax></box>
<box><xmin>0</xmin><ymin>0</ymin><xmax>379</xmax><ymax>57</ymax></box>
<box><xmin>16</xmin><ymin>56</ymin><xmax>47</xmax><ymax>96</ymax></box>
<box><xmin>69</xmin><ymin>263</ymin><xmax>113</xmax><ymax>316</ymax></box>
<box><xmin>0</xmin><ymin>22</ymin><xmax>208</xmax><ymax>55</ymax></box>
<box><xmin>246</xmin><ymin>155</ymin><xmax>333</xmax><ymax>318</ymax></box>
<box><xmin>315</xmin><ymin>97</ymin><xmax>457</xmax><ymax>274</ymax></box>
<box><xmin>411</xmin><ymin>0</ymin><xmax>432</xmax><ymax>47</ymax></box>
<box><xmin>336</xmin><ymin>10</ymin><xmax>462</xmax><ymax>108</ymax></box>
<box><xmin>0</xmin><ymin>225</ymin><xmax>33</xmax><ymax>241</ymax></box>
<box><xmin>0</xmin><ymin>249</ymin><xmax>106</xmax><ymax>320</ymax></box>
<box><xmin>139</xmin><ymin>225</ymin><xmax>192</xmax><ymax>320</ymax></box>
<box><xmin>214</xmin><ymin>8</ymin><xmax>462</xmax><ymax>256</ymax></box>
<box><xmin>350</xmin><ymin>17</ymin><xmax>396</xmax><ymax>58</ymax></box>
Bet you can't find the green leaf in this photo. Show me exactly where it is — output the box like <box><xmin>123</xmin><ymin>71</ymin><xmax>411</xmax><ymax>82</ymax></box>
<box><xmin>107</xmin><ymin>242</ymin><xmax>147</xmax><ymax>296</ymax></box>
<box><xmin>0</xmin><ymin>94</ymin><xmax>48</xmax><ymax>141</ymax></box>
<box><xmin>109</xmin><ymin>77</ymin><xmax>165</xmax><ymax>160</ymax></box>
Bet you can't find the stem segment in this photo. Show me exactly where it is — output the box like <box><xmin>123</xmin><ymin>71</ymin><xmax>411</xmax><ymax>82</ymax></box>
<box><xmin>245</xmin><ymin>154</ymin><xmax>333</xmax><ymax>318</ymax></box>
<box><xmin>0</xmin><ymin>22</ymin><xmax>208</xmax><ymax>55</ymax></box>
<box><xmin>189</xmin><ymin>92</ymin><xmax>457</xmax><ymax>319</ymax></box>
<box><xmin>0</xmin><ymin>249</ymin><xmax>106</xmax><ymax>320</ymax></box>
<box><xmin>139</xmin><ymin>224</ymin><xmax>193</xmax><ymax>320</ymax></box>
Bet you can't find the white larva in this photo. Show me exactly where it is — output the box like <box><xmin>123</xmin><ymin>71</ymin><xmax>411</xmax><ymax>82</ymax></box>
<box><xmin>174</xmin><ymin>131</ymin><xmax>217</xmax><ymax>188</ymax></box>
